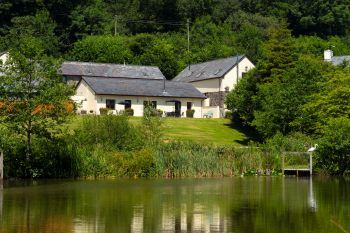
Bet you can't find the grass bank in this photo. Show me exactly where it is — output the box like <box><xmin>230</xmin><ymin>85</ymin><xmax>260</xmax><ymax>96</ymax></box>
<box><xmin>72</xmin><ymin>116</ymin><xmax>253</xmax><ymax>146</ymax></box>
<box><xmin>2</xmin><ymin>114</ymin><xmax>313</xmax><ymax>178</ymax></box>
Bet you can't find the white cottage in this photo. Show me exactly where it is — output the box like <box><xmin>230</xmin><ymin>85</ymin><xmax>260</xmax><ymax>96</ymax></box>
<box><xmin>173</xmin><ymin>55</ymin><xmax>255</xmax><ymax>118</ymax></box>
<box><xmin>66</xmin><ymin>62</ymin><xmax>206</xmax><ymax>117</ymax></box>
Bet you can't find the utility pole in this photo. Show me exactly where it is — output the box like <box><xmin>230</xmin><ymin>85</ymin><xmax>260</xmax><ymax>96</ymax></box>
<box><xmin>114</xmin><ymin>15</ymin><xmax>118</xmax><ymax>36</ymax></box>
<box><xmin>187</xmin><ymin>19</ymin><xmax>191</xmax><ymax>69</ymax></box>
<box><xmin>187</xmin><ymin>19</ymin><xmax>190</xmax><ymax>53</ymax></box>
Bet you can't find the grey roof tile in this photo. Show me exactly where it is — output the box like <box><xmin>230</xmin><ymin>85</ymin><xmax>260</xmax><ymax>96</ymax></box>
<box><xmin>82</xmin><ymin>76</ymin><xmax>206</xmax><ymax>99</ymax></box>
<box><xmin>173</xmin><ymin>55</ymin><xmax>244</xmax><ymax>82</ymax></box>
<box><xmin>60</xmin><ymin>61</ymin><xmax>165</xmax><ymax>80</ymax></box>
<box><xmin>331</xmin><ymin>56</ymin><xmax>350</xmax><ymax>66</ymax></box>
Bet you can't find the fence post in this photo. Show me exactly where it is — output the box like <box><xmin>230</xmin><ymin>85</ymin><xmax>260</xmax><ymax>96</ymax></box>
<box><xmin>282</xmin><ymin>152</ymin><xmax>285</xmax><ymax>175</ymax></box>
<box><xmin>309</xmin><ymin>152</ymin><xmax>313</xmax><ymax>175</ymax></box>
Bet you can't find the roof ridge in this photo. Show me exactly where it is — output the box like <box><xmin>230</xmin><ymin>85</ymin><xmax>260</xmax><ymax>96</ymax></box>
<box><xmin>188</xmin><ymin>55</ymin><xmax>244</xmax><ymax>67</ymax></box>
<box><xmin>63</xmin><ymin>61</ymin><xmax>159</xmax><ymax>68</ymax></box>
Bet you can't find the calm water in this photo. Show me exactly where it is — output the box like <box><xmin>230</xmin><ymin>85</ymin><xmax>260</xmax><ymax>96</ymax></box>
<box><xmin>0</xmin><ymin>177</ymin><xmax>349</xmax><ymax>233</ymax></box>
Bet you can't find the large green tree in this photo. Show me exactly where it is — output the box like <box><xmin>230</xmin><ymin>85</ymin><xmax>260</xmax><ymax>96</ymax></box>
<box><xmin>0</xmin><ymin>37</ymin><xmax>74</xmax><ymax>176</ymax></box>
<box><xmin>294</xmin><ymin>68</ymin><xmax>350</xmax><ymax>133</ymax></box>
<box><xmin>252</xmin><ymin>56</ymin><xmax>331</xmax><ymax>138</ymax></box>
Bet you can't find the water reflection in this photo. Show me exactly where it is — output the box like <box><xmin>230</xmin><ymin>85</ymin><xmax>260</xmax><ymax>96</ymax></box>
<box><xmin>131</xmin><ymin>205</ymin><xmax>143</xmax><ymax>233</ymax></box>
<box><xmin>0</xmin><ymin>181</ymin><xmax>2</xmax><ymax>217</ymax></box>
<box><xmin>308</xmin><ymin>178</ymin><xmax>317</xmax><ymax>212</ymax></box>
<box><xmin>0</xmin><ymin>177</ymin><xmax>349</xmax><ymax>233</ymax></box>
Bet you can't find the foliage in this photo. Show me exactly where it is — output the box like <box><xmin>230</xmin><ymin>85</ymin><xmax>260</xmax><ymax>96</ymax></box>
<box><xmin>257</xmin><ymin>24</ymin><xmax>297</xmax><ymax>81</ymax></box>
<box><xmin>74</xmin><ymin>114</ymin><xmax>143</xmax><ymax>151</ymax></box>
<box><xmin>69</xmin><ymin>0</ymin><xmax>113</xmax><ymax>39</ymax></box>
<box><xmin>225</xmin><ymin>69</ymin><xmax>259</xmax><ymax>125</ymax></box>
<box><xmin>142</xmin><ymin>105</ymin><xmax>163</xmax><ymax>147</ymax></box>
<box><xmin>224</xmin><ymin>111</ymin><xmax>232</xmax><ymax>119</ymax></box>
<box><xmin>265</xmin><ymin>132</ymin><xmax>314</xmax><ymax>153</ymax></box>
<box><xmin>294</xmin><ymin>68</ymin><xmax>350</xmax><ymax>133</ymax></box>
<box><xmin>186</xmin><ymin>109</ymin><xmax>195</xmax><ymax>118</ymax></box>
<box><xmin>1</xmin><ymin>10</ymin><xmax>59</xmax><ymax>55</ymax></box>
<box><xmin>253</xmin><ymin>56</ymin><xmax>332</xmax><ymax>138</ymax></box>
<box><xmin>315</xmin><ymin>118</ymin><xmax>350</xmax><ymax>175</ymax></box>
<box><xmin>125</xmin><ymin>108</ymin><xmax>134</xmax><ymax>116</ymax></box>
<box><xmin>99</xmin><ymin>107</ymin><xmax>109</xmax><ymax>115</ymax></box>
<box><xmin>68</xmin><ymin>36</ymin><xmax>133</xmax><ymax>64</ymax></box>
<box><xmin>0</xmin><ymin>38</ymin><xmax>74</xmax><ymax>177</ymax></box>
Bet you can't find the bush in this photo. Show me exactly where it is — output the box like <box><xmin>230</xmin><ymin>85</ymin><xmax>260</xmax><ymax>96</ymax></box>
<box><xmin>76</xmin><ymin>114</ymin><xmax>143</xmax><ymax>151</ymax></box>
<box><xmin>316</xmin><ymin>118</ymin><xmax>350</xmax><ymax>175</ymax></box>
<box><xmin>186</xmin><ymin>109</ymin><xmax>195</xmax><ymax>118</ymax></box>
<box><xmin>225</xmin><ymin>111</ymin><xmax>233</xmax><ymax>119</ymax></box>
<box><xmin>125</xmin><ymin>108</ymin><xmax>134</xmax><ymax>116</ymax></box>
<box><xmin>99</xmin><ymin>108</ymin><xmax>109</xmax><ymax>115</ymax></box>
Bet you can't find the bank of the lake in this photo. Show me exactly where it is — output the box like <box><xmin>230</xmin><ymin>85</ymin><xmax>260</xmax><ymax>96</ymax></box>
<box><xmin>1</xmin><ymin>114</ymin><xmax>348</xmax><ymax>179</ymax></box>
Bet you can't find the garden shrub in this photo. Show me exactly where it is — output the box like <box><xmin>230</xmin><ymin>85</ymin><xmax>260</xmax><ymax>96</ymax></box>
<box><xmin>125</xmin><ymin>108</ymin><xmax>134</xmax><ymax>116</ymax></box>
<box><xmin>99</xmin><ymin>107</ymin><xmax>109</xmax><ymax>115</ymax></box>
<box><xmin>186</xmin><ymin>109</ymin><xmax>195</xmax><ymax>118</ymax></box>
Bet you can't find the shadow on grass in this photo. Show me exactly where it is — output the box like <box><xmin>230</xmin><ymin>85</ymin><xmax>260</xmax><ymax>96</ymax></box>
<box><xmin>224</xmin><ymin>120</ymin><xmax>261</xmax><ymax>146</ymax></box>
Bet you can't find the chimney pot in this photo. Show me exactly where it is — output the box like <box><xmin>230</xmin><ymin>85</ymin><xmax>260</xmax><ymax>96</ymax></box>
<box><xmin>324</xmin><ymin>49</ymin><xmax>333</xmax><ymax>62</ymax></box>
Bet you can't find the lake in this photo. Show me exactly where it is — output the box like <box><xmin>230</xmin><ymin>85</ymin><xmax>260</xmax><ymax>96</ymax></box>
<box><xmin>0</xmin><ymin>177</ymin><xmax>349</xmax><ymax>233</ymax></box>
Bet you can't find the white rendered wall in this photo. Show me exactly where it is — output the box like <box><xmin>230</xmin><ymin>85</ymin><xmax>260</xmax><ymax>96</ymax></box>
<box><xmin>190</xmin><ymin>57</ymin><xmax>255</xmax><ymax>94</ymax></box>
<box><xmin>74</xmin><ymin>80</ymin><xmax>97</xmax><ymax>113</ymax></box>
<box><xmin>191</xmin><ymin>78</ymin><xmax>220</xmax><ymax>93</ymax></box>
<box><xmin>95</xmin><ymin>95</ymin><xmax>203</xmax><ymax>118</ymax></box>
<box><xmin>220</xmin><ymin>57</ymin><xmax>255</xmax><ymax>91</ymax></box>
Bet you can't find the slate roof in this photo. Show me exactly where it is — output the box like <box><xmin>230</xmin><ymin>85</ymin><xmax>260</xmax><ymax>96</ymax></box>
<box><xmin>173</xmin><ymin>55</ymin><xmax>244</xmax><ymax>82</ymax></box>
<box><xmin>81</xmin><ymin>76</ymin><xmax>206</xmax><ymax>99</ymax></box>
<box><xmin>331</xmin><ymin>56</ymin><xmax>350</xmax><ymax>66</ymax></box>
<box><xmin>60</xmin><ymin>61</ymin><xmax>165</xmax><ymax>80</ymax></box>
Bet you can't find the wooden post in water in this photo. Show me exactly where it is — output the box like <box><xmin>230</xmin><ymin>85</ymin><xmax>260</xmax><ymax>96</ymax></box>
<box><xmin>309</xmin><ymin>152</ymin><xmax>313</xmax><ymax>175</ymax></box>
<box><xmin>282</xmin><ymin>152</ymin><xmax>285</xmax><ymax>175</ymax></box>
<box><xmin>0</xmin><ymin>150</ymin><xmax>3</xmax><ymax>180</ymax></box>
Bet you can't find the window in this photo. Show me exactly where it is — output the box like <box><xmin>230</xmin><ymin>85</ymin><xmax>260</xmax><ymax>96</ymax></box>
<box><xmin>124</xmin><ymin>100</ymin><xmax>131</xmax><ymax>109</ymax></box>
<box><xmin>187</xmin><ymin>102</ymin><xmax>192</xmax><ymax>110</ymax></box>
<box><xmin>151</xmin><ymin>101</ymin><xmax>157</xmax><ymax>109</ymax></box>
<box><xmin>106</xmin><ymin>99</ymin><xmax>115</xmax><ymax>110</ymax></box>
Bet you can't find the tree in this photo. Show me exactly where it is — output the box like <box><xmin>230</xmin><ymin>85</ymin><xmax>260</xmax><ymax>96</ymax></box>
<box><xmin>68</xmin><ymin>35</ymin><xmax>133</xmax><ymax>64</ymax></box>
<box><xmin>2</xmin><ymin>10</ymin><xmax>59</xmax><ymax>55</ymax></box>
<box><xmin>69</xmin><ymin>0</ymin><xmax>113</xmax><ymax>39</ymax></box>
<box><xmin>316</xmin><ymin>117</ymin><xmax>350</xmax><ymax>175</ymax></box>
<box><xmin>0</xmin><ymin>37</ymin><xmax>74</xmax><ymax>177</ymax></box>
<box><xmin>257</xmin><ymin>24</ymin><xmax>297</xmax><ymax>82</ymax></box>
<box><xmin>225</xmin><ymin>69</ymin><xmax>259</xmax><ymax>125</ymax></box>
<box><xmin>252</xmin><ymin>56</ymin><xmax>331</xmax><ymax>138</ymax></box>
<box><xmin>294</xmin><ymin>68</ymin><xmax>350</xmax><ymax>133</ymax></box>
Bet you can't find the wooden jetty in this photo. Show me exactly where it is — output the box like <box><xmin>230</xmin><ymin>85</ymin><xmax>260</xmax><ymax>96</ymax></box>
<box><xmin>282</xmin><ymin>151</ymin><xmax>313</xmax><ymax>176</ymax></box>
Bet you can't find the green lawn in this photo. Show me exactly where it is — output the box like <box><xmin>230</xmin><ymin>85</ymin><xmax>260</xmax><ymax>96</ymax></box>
<box><xmin>69</xmin><ymin>116</ymin><xmax>253</xmax><ymax>146</ymax></box>
<box><xmin>130</xmin><ymin>117</ymin><xmax>251</xmax><ymax>146</ymax></box>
